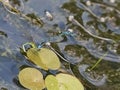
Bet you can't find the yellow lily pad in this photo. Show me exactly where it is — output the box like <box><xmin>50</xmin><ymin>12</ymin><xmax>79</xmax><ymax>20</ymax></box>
<box><xmin>18</xmin><ymin>67</ymin><xmax>45</xmax><ymax>90</ymax></box>
<box><xmin>45</xmin><ymin>75</ymin><xmax>59</xmax><ymax>90</ymax></box>
<box><xmin>39</xmin><ymin>48</ymin><xmax>61</xmax><ymax>70</ymax></box>
<box><xmin>26</xmin><ymin>48</ymin><xmax>61</xmax><ymax>70</ymax></box>
<box><xmin>45</xmin><ymin>73</ymin><xmax>84</xmax><ymax>90</ymax></box>
<box><xmin>27</xmin><ymin>48</ymin><xmax>48</xmax><ymax>70</ymax></box>
<box><xmin>56</xmin><ymin>73</ymin><xmax>84</xmax><ymax>90</ymax></box>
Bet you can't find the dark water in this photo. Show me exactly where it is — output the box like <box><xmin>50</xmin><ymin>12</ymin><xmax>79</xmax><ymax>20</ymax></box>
<box><xmin>0</xmin><ymin>0</ymin><xmax>120</xmax><ymax>90</ymax></box>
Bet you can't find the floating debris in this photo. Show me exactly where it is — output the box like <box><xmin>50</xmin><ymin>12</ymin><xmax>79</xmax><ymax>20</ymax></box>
<box><xmin>86</xmin><ymin>0</ymin><xmax>92</xmax><ymax>6</ymax></box>
<box><xmin>68</xmin><ymin>15</ymin><xmax>74</xmax><ymax>22</ymax></box>
<box><xmin>100</xmin><ymin>17</ymin><xmax>106</xmax><ymax>22</ymax></box>
<box><xmin>45</xmin><ymin>10</ymin><xmax>53</xmax><ymax>21</ymax></box>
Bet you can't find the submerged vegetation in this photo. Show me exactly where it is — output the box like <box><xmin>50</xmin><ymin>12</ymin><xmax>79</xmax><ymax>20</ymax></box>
<box><xmin>0</xmin><ymin>0</ymin><xmax>43</xmax><ymax>26</ymax></box>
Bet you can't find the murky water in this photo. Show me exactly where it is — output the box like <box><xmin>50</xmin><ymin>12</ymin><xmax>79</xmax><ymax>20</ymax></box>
<box><xmin>0</xmin><ymin>0</ymin><xmax>120</xmax><ymax>90</ymax></box>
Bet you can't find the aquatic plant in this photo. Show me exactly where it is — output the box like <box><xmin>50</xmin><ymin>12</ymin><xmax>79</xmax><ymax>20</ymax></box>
<box><xmin>18</xmin><ymin>67</ymin><xmax>45</xmax><ymax>90</ymax></box>
<box><xmin>18</xmin><ymin>67</ymin><xmax>84</xmax><ymax>90</ymax></box>
<box><xmin>0</xmin><ymin>0</ymin><xmax>43</xmax><ymax>26</ymax></box>
<box><xmin>45</xmin><ymin>73</ymin><xmax>84</xmax><ymax>90</ymax></box>
<box><xmin>88</xmin><ymin>52</ymin><xmax>108</xmax><ymax>71</ymax></box>
<box><xmin>21</xmin><ymin>42</ymin><xmax>61</xmax><ymax>70</ymax></box>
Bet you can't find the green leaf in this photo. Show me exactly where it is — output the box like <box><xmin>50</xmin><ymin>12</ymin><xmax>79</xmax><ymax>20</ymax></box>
<box><xmin>27</xmin><ymin>48</ymin><xmax>48</xmax><ymax>70</ymax></box>
<box><xmin>26</xmin><ymin>48</ymin><xmax>61</xmax><ymax>70</ymax></box>
<box><xmin>56</xmin><ymin>73</ymin><xmax>84</xmax><ymax>90</ymax></box>
<box><xmin>45</xmin><ymin>75</ymin><xmax>59</xmax><ymax>90</ymax></box>
<box><xmin>18</xmin><ymin>67</ymin><xmax>45</xmax><ymax>90</ymax></box>
<box><xmin>39</xmin><ymin>48</ymin><xmax>61</xmax><ymax>70</ymax></box>
<box><xmin>45</xmin><ymin>73</ymin><xmax>84</xmax><ymax>90</ymax></box>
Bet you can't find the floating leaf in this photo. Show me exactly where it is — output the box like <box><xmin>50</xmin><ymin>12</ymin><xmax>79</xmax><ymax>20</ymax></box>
<box><xmin>26</xmin><ymin>48</ymin><xmax>48</xmax><ymax>70</ymax></box>
<box><xmin>26</xmin><ymin>48</ymin><xmax>61</xmax><ymax>70</ymax></box>
<box><xmin>39</xmin><ymin>48</ymin><xmax>61</xmax><ymax>70</ymax></box>
<box><xmin>56</xmin><ymin>73</ymin><xmax>84</xmax><ymax>90</ymax></box>
<box><xmin>45</xmin><ymin>75</ymin><xmax>59</xmax><ymax>90</ymax></box>
<box><xmin>45</xmin><ymin>73</ymin><xmax>84</xmax><ymax>90</ymax></box>
<box><xmin>18</xmin><ymin>67</ymin><xmax>45</xmax><ymax>90</ymax></box>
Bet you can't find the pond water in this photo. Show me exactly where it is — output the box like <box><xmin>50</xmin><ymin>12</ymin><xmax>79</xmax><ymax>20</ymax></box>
<box><xmin>0</xmin><ymin>0</ymin><xmax>120</xmax><ymax>90</ymax></box>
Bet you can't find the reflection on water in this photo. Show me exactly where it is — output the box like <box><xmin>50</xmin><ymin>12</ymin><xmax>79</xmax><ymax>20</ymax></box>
<box><xmin>0</xmin><ymin>0</ymin><xmax>120</xmax><ymax>89</ymax></box>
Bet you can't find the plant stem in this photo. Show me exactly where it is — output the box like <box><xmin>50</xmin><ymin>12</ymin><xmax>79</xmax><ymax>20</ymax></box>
<box><xmin>88</xmin><ymin>52</ymin><xmax>108</xmax><ymax>71</ymax></box>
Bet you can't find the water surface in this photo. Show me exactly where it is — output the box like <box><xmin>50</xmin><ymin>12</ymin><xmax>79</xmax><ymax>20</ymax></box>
<box><xmin>0</xmin><ymin>0</ymin><xmax>120</xmax><ymax>90</ymax></box>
